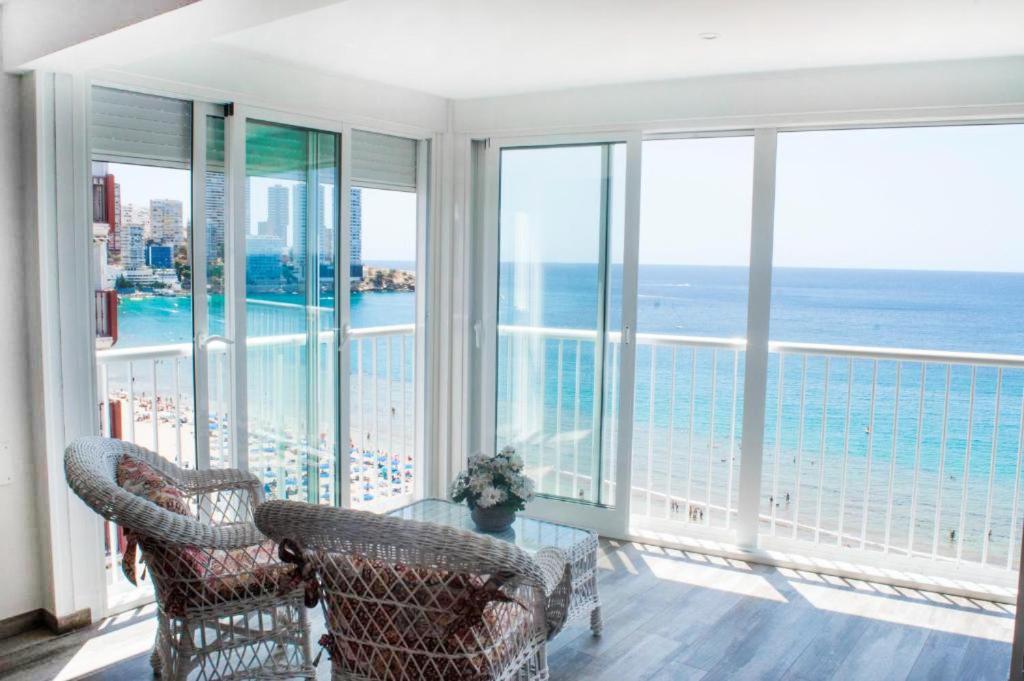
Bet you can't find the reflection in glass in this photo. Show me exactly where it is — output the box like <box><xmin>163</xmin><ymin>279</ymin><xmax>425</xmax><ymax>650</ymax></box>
<box><xmin>496</xmin><ymin>143</ymin><xmax>625</xmax><ymax>505</ymax></box>
<box><xmin>244</xmin><ymin>122</ymin><xmax>339</xmax><ymax>505</ymax></box>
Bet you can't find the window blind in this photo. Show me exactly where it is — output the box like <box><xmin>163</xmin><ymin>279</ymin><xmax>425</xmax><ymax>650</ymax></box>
<box><xmin>91</xmin><ymin>86</ymin><xmax>192</xmax><ymax>169</ymax></box>
<box><xmin>351</xmin><ymin>129</ymin><xmax>417</xmax><ymax>192</ymax></box>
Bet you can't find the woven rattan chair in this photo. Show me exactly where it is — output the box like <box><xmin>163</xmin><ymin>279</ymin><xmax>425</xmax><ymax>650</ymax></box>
<box><xmin>255</xmin><ymin>499</ymin><xmax>573</xmax><ymax>681</ymax></box>
<box><xmin>64</xmin><ymin>436</ymin><xmax>314</xmax><ymax>680</ymax></box>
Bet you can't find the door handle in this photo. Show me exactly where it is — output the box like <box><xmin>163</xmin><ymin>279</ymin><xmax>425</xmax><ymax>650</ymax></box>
<box><xmin>198</xmin><ymin>334</ymin><xmax>235</xmax><ymax>349</ymax></box>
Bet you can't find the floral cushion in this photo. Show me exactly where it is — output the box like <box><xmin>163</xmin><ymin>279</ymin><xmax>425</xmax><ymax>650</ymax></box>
<box><xmin>116</xmin><ymin>456</ymin><xmax>193</xmax><ymax>516</ymax></box>
<box><xmin>320</xmin><ymin>557</ymin><xmax>531</xmax><ymax>681</ymax></box>
<box><xmin>152</xmin><ymin>539</ymin><xmax>292</xmax><ymax>617</ymax></box>
<box><xmin>116</xmin><ymin>456</ymin><xmax>197</xmax><ymax>585</ymax></box>
<box><xmin>116</xmin><ymin>457</ymin><xmax>290</xmax><ymax>616</ymax></box>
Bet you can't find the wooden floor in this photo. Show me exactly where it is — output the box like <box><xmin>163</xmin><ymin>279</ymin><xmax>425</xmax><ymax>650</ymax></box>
<box><xmin>0</xmin><ymin>539</ymin><xmax>1014</xmax><ymax>680</ymax></box>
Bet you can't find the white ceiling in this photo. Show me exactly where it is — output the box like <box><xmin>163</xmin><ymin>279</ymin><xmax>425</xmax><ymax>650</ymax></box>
<box><xmin>215</xmin><ymin>0</ymin><xmax>1024</xmax><ymax>99</ymax></box>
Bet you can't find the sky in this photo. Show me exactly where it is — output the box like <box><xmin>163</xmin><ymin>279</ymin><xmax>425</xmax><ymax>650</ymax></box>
<box><xmin>501</xmin><ymin>123</ymin><xmax>1024</xmax><ymax>273</ymax></box>
<box><xmin>109</xmin><ymin>122</ymin><xmax>1024</xmax><ymax>274</ymax></box>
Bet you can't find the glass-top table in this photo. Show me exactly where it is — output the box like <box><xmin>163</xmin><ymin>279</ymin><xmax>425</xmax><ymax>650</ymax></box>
<box><xmin>389</xmin><ymin>498</ymin><xmax>603</xmax><ymax>635</ymax></box>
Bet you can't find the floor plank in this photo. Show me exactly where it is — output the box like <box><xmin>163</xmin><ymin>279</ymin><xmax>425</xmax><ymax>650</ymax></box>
<box><xmin>2</xmin><ymin>538</ymin><xmax>1014</xmax><ymax>681</ymax></box>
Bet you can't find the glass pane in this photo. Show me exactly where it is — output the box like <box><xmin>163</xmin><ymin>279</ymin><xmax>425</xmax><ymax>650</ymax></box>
<box><xmin>314</xmin><ymin>132</ymin><xmax>339</xmax><ymax>505</ymax></box>
<box><xmin>202</xmin><ymin>114</ymin><xmax>231</xmax><ymax>468</ymax></box>
<box><xmin>92</xmin><ymin>162</ymin><xmax>195</xmax><ymax>468</ymax></box>
<box><xmin>631</xmin><ymin>136</ymin><xmax>754</xmax><ymax>530</ymax></box>
<box><xmin>245</xmin><ymin>121</ymin><xmax>339</xmax><ymax>504</ymax></box>
<box><xmin>496</xmin><ymin>143</ymin><xmax>624</xmax><ymax>505</ymax></box>
<box><xmin>765</xmin><ymin>125</ymin><xmax>1024</xmax><ymax>571</ymax></box>
<box><xmin>90</xmin><ymin>88</ymin><xmax>194</xmax><ymax>608</ymax></box>
<box><xmin>349</xmin><ymin>184</ymin><xmax>419</xmax><ymax>510</ymax></box>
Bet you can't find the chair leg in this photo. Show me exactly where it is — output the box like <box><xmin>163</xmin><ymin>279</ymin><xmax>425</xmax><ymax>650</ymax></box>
<box><xmin>535</xmin><ymin>643</ymin><xmax>549</xmax><ymax>681</ymax></box>
<box><xmin>150</xmin><ymin>643</ymin><xmax>162</xmax><ymax>677</ymax></box>
<box><xmin>590</xmin><ymin>606</ymin><xmax>603</xmax><ymax>637</ymax></box>
<box><xmin>298</xmin><ymin>601</ymin><xmax>314</xmax><ymax>675</ymax></box>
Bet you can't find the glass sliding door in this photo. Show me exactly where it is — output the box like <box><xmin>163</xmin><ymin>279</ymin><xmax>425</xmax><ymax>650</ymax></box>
<box><xmin>243</xmin><ymin>120</ymin><xmax>339</xmax><ymax>504</ymax></box>
<box><xmin>764</xmin><ymin>125</ymin><xmax>1024</xmax><ymax>576</ymax></box>
<box><xmin>90</xmin><ymin>89</ymin><xmax>235</xmax><ymax>610</ymax></box>
<box><xmin>91</xmin><ymin>88</ymin><xmax>197</xmax><ymax>469</ymax></box>
<box><xmin>194</xmin><ymin>109</ymin><xmax>233</xmax><ymax>470</ymax></box>
<box><xmin>631</xmin><ymin>135</ymin><xmax>754</xmax><ymax>533</ymax></box>
<box><xmin>348</xmin><ymin>130</ymin><xmax>423</xmax><ymax>511</ymax></box>
<box><xmin>495</xmin><ymin>142</ymin><xmax>628</xmax><ymax>513</ymax></box>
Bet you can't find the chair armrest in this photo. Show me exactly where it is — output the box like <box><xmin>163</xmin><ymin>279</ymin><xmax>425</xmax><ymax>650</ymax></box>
<box><xmin>178</xmin><ymin>467</ymin><xmax>263</xmax><ymax>498</ymax></box>
<box><xmin>535</xmin><ymin>546</ymin><xmax>573</xmax><ymax>639</ymax></box>
<box><xmin>113</xmin><ymin>488</ymin><xmax>266</xmax><ymax>550</ymax></box>
<box><xmin>534</xmin><ymin>546</ymin><xmax>570</xmax><ymax>598</ymax></box>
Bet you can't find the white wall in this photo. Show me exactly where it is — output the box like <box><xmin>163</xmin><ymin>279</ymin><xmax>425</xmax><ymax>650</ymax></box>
<box><xmin>2</xmin><ymin>0</ymin><xmax>198</xmax><ymax>71</ymax></box>
<box><xmin>97</xmin><ymin>43</ymin><xmax>449</xmax><ymax>136</ymax></box>
<box><xmin>0</xmin><ymin>9</ymin><xmax>43</xmax><ymax>622</ymax></box>
<box><xmin>454</xmin><ymin>56</ymin><xmax>1024</xmax><ymax>135</ymax></box>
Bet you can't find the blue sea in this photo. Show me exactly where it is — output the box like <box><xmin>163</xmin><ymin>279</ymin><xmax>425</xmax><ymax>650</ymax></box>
<box><xmin>111</xmin><ymin>264</ymin><xmax>1024</xmax><ymax>566</ymax></box>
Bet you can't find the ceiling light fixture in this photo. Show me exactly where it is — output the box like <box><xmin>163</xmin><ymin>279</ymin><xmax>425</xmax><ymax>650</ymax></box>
<box><xmin>698</xmin><ymin>32</ymin><xmax>720</xmax><ymax>40</ymax></box>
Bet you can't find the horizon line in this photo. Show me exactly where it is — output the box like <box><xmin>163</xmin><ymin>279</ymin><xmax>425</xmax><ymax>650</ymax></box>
<box><xmin>499</xmin><ymin>262</ymin><xmax>1024</xmax><ymax>276</ymax></box>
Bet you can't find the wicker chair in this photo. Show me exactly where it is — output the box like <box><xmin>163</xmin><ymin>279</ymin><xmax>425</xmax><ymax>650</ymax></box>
<box><xmin>64</xmin><ymin>436</ymin><xmax>314</xmax><ymax>680</ymax></box>
<box><xmin>255</xmin><ymin>499</ymin><xmax>572</xmax><ymax>681</ymax></box>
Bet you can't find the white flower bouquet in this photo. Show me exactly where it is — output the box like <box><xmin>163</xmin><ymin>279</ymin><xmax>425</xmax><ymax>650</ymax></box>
<box><xmin>450</xmin><ymin>446</ymin><xmax>535</xmax><ymax>512</ymax></box>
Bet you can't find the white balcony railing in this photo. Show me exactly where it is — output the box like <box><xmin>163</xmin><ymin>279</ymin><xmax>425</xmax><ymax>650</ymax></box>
<box><xmin>95</xmin><ymin>324</ymin><xmax>417</xmax><ymax>506</ymax></box>
<box><xmin>97</xmin><ymin>321</ymin><xmax>1024</xmax><ymax>588</ymax></box>
<box><xmin>497</xmin><ymin>325</ymin><xmax>1024</xmax><ymax>582</ymax></box>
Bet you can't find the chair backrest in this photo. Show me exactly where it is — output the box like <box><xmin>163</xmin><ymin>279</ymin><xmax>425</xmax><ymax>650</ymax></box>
<box><xmin>65</xmin><ymin>436</ymin><xmax>198</xmax><ymax>544</ymax></box>
<box><xmin>255</xmin><ymin>500</ymin><xmax>549</xmax><ymax>679</ymax></box>
<box><xmin>255</xmin><ymin>499</ymin><xmax>546</xmax><ymax>584</ymax></box>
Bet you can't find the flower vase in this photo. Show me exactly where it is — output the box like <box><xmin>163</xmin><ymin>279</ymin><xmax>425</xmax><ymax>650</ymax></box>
<box><xmin>471</xmin><ymin>505</ymin><xmax>516</xmax><ymax>532</ymax></box>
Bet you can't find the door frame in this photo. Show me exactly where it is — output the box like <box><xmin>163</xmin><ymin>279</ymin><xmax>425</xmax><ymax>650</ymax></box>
<box><xmin>40</xmin><ymin>75</ymin><xmax>442</xmax><ymax>622</ymax></box>
<box><xmin>479</xmin><ymin>131</ymin><xmax>642</xmax><ymax>538</ymax></box>
<box><xmin>228</xmin><ymin>104</ymin><xmax>344</xmax><ymax>502</ymax></box>
<box><xmin>234</xmin><ymin>107</ymin><xmax>433</xmax><ymax>511</ymax></box>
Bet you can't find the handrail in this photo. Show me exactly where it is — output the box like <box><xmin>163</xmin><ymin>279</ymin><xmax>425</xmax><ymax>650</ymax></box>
<box><xmin>498</xmin><ymin>324</ymin><xmax>1024</xmax><ymax>368</ymax></box>
<box><xmin>769</xmin><ymin>340</ymin><xmax>1024</xmax><ymax>368</ymax></box>
<box><xmin>98</xmin><ymin>323</ymin><xmax>1024</xmax><ymax>368</ymax></box>
<box><xmin>95</xmin><ymin>324</ymin><xmax>417</xmax><ymax>364</ymax></box>
<box><xmin>350</xmin><ymin>324</ymin><xmax>415</xmax><ymax>338</ymax></box>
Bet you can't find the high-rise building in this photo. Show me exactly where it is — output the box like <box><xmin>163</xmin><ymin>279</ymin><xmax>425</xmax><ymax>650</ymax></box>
<box><xmin>205</xmin><ymin>171</ymin><xmax>225</xmax><ymax>264</ymax></box>
<box><xmin>350</xmin><ymin>187</ymin><xmax>363</xmax><ymax>279</ymax></box>
<box><xmin>146</xmin><ymin>245</ymin><xmax>174</xmax><ymax>269</ymax></box>
<box><xmin>246</xmin><ymin>234</ymin><xmax>285</xmax><ymax>290</ymax></box>
<box><xmin>320</xmin><ymin>185</ymin><xmax>334</xmax><ymax>264</ymax></box>
<box><xmin>119</xmin><ymin>202</ymin><xmax>149</xmax><ymax>264</ymax></box>
<box><xmin>150</xmin><ymin>199</ymin><xmax>184</xmax><ymax>246</ymax></box>
<box><xmin>91</xmin><ymin>163</ymin><xmax>121</xmax><ymax>256</ymax></box>
<box><xmin>292</xmin><ymin>183</ymin><xmax>307</xmax><ymax>263</ymax></box>
<box><xmin>124</xmin><ymin>225</ymin><xmax>146</xmax><ymax>270</ymax></box>
<box><xmin>261</xmin><ymin>184</ymin><xmax>289</xmax><ymax>242</ymax></box>
<box><xmin>292</xmin><ymin>183</ymin><xmax>337</xmax><ymax>270</ymax></box>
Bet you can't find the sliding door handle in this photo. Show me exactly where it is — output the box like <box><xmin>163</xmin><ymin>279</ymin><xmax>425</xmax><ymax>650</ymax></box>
<box><xmin>198</xmin><ymin>334</ymin><xmax>235</xmax><ymax>349</ymax></box>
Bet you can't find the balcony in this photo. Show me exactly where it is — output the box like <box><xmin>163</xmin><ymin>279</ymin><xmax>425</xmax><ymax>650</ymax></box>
<box><xmin>95</xmin><ymin>321</ymin><xmax>1024</xmax><ymax>602</ymax></box>
<box><xmin>498</xmin><ymin>326</ymin><xmax>1024</xmax><ymax>599</ymax></box>
<box><xmin>95</xmin><ymin>323</ymin><xmax>418</xmax><ymax>604</ymax></box>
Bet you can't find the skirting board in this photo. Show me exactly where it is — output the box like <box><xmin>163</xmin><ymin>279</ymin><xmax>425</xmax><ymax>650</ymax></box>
<box><xmin>0</xmin><ymin>607</ymin><xmax>92</xmax><ymax>640</ymax></box>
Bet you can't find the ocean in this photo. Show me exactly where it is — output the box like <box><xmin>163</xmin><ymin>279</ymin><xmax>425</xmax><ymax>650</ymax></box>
<box><xmin>109</xmin><ymin>264</ymin><xmax>1024</xmax><ymax>566</ymax></box>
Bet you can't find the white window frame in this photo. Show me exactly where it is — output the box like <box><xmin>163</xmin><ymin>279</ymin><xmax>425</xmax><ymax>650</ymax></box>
<box><xmin>38</xmin><ymin>80</ymin><xmax>441</xmax><ymax>621</ymax></box>
<box><xmin>478</xmin><ymin>131</ymin><xmax>642</xmax><ymax>538</ymax></box>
